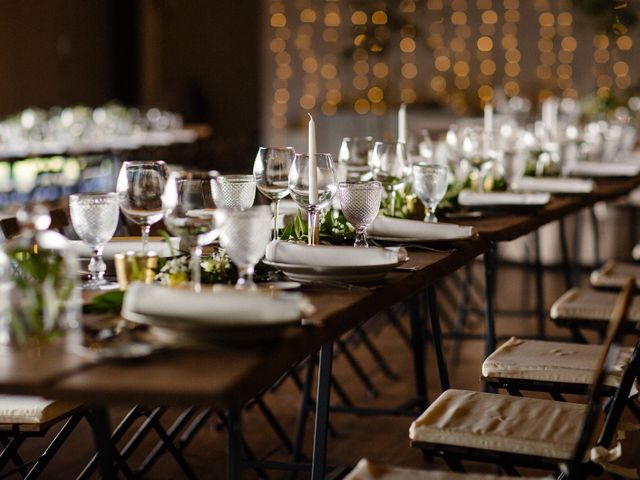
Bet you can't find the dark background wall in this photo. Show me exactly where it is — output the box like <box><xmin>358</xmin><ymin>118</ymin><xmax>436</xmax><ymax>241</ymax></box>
<box><xmin>0</xmin><ymin>0</ymin><xmax>261</xmax><ymax>172</ymax></box>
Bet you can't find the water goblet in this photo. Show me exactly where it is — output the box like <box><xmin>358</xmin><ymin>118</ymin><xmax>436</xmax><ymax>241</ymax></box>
<box><xmin>116</xmin><ymin>160</ymin><xmax>168</xmax><ymax>252</ymax></box>
<box><xmin>338</xmin><ymin>181</ymin><xmax>382</xmax><ymax>248</ymax></box>
<box><xmin>69</xmin><ymin>192</ymin><xmax>119</xmax><ymax>289</ymax></box>
<box><xmin>412</xmin><ymin>163</ymin><xmax>449</xmax><ymax>223</ymax></box>
<box><xmin>253</xmin><ymin>146</ymin><xmax>294</xmax><ymax>240</ymax></box>
<box><xmin>212</xmin><ymin>174</ymin><xmax>256</xmax><ymax>210</ymax></box>
<box><xmin>288</xmin><ymin>153</ymin><xmax>337</xmax><ymax>245</ymax></box>
<box><xmin>218</xmin><ymin>206</ymin><xmax>273</xmax><ymax>290</ymax></box>
<box><xmin>162</xmin><ymin>171</ymin><xmax>225</xmax><ymax>292</ymax></box>
<box><xmin>370</xmin><ymin>141</ymin><xmax>409</xmax><ymax>217</ymax></box>
<box><xmin>337</xmin><ymin>136</ymin><xmax>375</xmax><ymax>181</ymax></box>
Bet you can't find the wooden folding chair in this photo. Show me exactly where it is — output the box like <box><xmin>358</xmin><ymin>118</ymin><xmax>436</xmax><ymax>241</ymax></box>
<box><xmin>410</xmin><ymin>279</ymin><xmax>637</xmax><ymax>477</ymax></box>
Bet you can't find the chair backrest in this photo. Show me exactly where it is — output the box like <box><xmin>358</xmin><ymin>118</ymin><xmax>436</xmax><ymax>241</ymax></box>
<box><xmin>567</xmin><ymin>278</ymin><xmax>636</xmax><ymax>478</ymax></box>
<box><xmin>0</xmin><ymin>208</ymin><xmax>69</xmax><ymax>240</ymax></box>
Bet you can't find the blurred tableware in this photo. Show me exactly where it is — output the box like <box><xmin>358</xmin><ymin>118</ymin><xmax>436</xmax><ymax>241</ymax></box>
<box><xmin>412</xmin><ymin>163</ymin><xmax>449</xmax><ymax>223</ymax></box>
<box><xmin>116</xmin><ymin>160</ymin><xmax>168</xmax><ymax>252</ymax></box>
<box><xmin>338</xmin><ymin>181</ymin><xmax>382</xmax><ymax>247</ymax></box>
<box><xmin>122</xmin><ymin>283</ymin><xmax>314</xmax><ymax>345</ymax></box>
<box><xmin>370</xmin><ymin>141</ymin><xmax>409</xmax><ymax>216</ymax></box>
<box><xmin>69</xmin><ymin>192</ymin><xmax>119</xmax><ymax>289</ymax></box>
<box><xmin>565</xmin><ymin>161</ymin><xmax>640</xmax><ymax>178</ymax></box>
<box><xmin>162</xmin><ymin>171</ymin><xmax>225</xmax><ymax>292</ymax></box>
<box><xmin>337</xmin><ymin>137</ymin><xmax>375</xmax><ymax>181</ymax></box>
<box><xmin>288</xmin><ymin>153</ymin><xmax>337</xmax><ymax>245</ymax></box>
<box><xmin>510</xmin><ymin>177</ymin><xmax>594</xmax><ymax>194</ymax></box>
<box><xmin>253</xmin><ymin>146</ymin><xmax>294</xmax><ymax>240</ymax></box>
<box><xmin>458</xmin><ymin>190</ymin><xmax>550</xmax><ymax>208</ymax></box>
<box><xmin>212</xmin><ymin>174</ymin><xmax>256</xmax><ymax>210</ymax></box>
<box><xmin>219</xmin><ymin>206</ymin><xmax>272</xmax><ymax>290</ymax></box>
<box><xmin>69</xmin><ymin>237</ymin><xmax>180</xmax><ymax>260</ymax></box>
<box><xmin>114</xmin><ymin>251</ymin><xmax>158</xmax><ymax>290</ymax></box>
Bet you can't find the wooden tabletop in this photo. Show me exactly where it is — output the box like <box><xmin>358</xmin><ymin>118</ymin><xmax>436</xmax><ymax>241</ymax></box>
<box><xmin>0</xmin><ymin>241</ymin><xmax>486</xmax><ymax>410</ymax></box>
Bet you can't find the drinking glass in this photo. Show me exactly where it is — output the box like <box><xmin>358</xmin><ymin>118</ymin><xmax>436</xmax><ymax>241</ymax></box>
<box><xmin>253</xmin><ymin>146</ymin><xmax>294</xmax><ymax>240</ymax></box>
<box><xmin>69</xmin><ymin>192</ymin><xmax>119</xmax><ymax>289</ymax></box>
<box><xmin>288</xmin><ymin>153</ymin><xmax>337</xmax><ymax>245</ymax></box>
<box><xmin>338</xmin><ymin>181</ymin><xmax>382</xmax><ymax>248</ymax></box>
<box><xmin>212</xmin><ymin>174</ymin><xmax>256</xmax><ymax>210</ymax></box>
<box><xmin>412</xmin><ymin>163</ymin><xmax>449</xmax><ymax>223</ymax></box>
<box><xmin>219</xmin><ymin>206</ymin><xmax>273</xmax><ymax>290</ymax></box>
<box><xmin>162</xmin><ymin>171</ymin><xmax>226</xmax><ymax>292</ymax></box>
<box><xmin>370</xmin><ymin>141</ymin><xmax>409</xmax><ymax>217</ymax></box>
<box><xmin>116</xmin><ymin>160</ymin><xmax>168</xmax><ymax>252</ymax></box>
<box><xmin>337</xmin><ymin>136</ymin><xmax>375</xmax><ymax>181</ymax></box>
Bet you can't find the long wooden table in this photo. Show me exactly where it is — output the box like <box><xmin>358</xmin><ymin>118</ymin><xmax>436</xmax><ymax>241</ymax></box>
<box><xmin>1</xmin><ymin>176</ymin><xmax>639</xmax><ymax>479</ymax></box>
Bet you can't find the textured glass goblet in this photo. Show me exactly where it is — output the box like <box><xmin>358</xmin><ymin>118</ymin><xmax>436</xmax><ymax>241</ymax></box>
<box><xmin>219</xmin><ymin>206</ymin><xmax>273</xmax><ymax>290</ymax></box>
<box><xmin>253</xmin><ymin>146</ymin><xmax>294</xmax><ymax>240</ymax></box>
<box><xmin>116</xmin><ymin>160</ymin><xmax>168</xmax><ymax>252</ymax></box>
<box><xmin>338</xmin><ymin>181</ymin><xmax>382</xmax><ymax>248</ymax></box>
<box><xmin>69</xmin><ymin>192</ymin><xmax>119</xmax><ymax>289</ymax></box>
<box><xmin>412</xmin><ymin>163</ymin><xmax>449</xmax><ymax>223</ymax></box>
<box><xmin>212</xmin><ymin>174</ymin><xmax>256</xmax><ymax>210</ymax></box>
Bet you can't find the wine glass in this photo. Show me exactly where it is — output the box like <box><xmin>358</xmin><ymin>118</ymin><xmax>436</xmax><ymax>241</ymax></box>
<box><xmin>337</xmin><ymin>137</ymin><xmax>375</xmax><ymax>181</ymax></box>
<box><xmin>161</xmin><ymin>171</ymin><xmax>226</xmax><ymax>292</ymax></box>
<box><xmin>412</xmin><ymin>163</ymin><xmax>449</xmax><ymax>223</ymax></box>
<box><xmin>253</xmin><ymin>146</ymin><xmax>294</xmax><ymax>240</ymax></box>
<box><xmin>370</xmin><ymin>141</ymin><xmax>409</xmax><ymax>217</ymax></box>
<box><xmin>219</xmin><ymin>206</ymin><xmax>273</xmax><ymax>289</ymax></box>
<box><xmin>288</xmin><ymin>153</ymin><xmax>337</xmax><ymax>245</ymax></box>
<box><xmin>212</xmin><ymin>174</ymin><xmax>256</xmax><ymax>210</ymax></box>
<box><xmin>116</xmin><ymin>160</ymin><xmax>168</xmax><ymax>252</ymax></box>
<box><xmin>338</xmin><ymin>181</ymin><xmax>382</xmax><ymax>248</ymax></box>
<box><xmin>69</xmin><ymin>192</ymin><xmax>119</xmax><ymax>289</ymax></box>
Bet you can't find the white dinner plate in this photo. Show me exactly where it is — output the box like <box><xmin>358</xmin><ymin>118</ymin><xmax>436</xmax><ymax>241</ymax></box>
<box><xmin>263</xmin><ymin>259</ymin><xmax>405</xmax><ymax>283</ymax></box>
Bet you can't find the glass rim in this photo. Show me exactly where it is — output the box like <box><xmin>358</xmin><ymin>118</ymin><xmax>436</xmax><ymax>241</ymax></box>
<box><xmin>70</xmin><ymin>192</ymin><xmax>118</xmax><ymax>200</ymax></box>
<box><xmin>342</xmin><ymin>136</ymin><xmax>374</xmax><ymax>142</ymax></box>
<box><xmin>258</xmin><ymin>146</ymin><xmax>295</xmax><ymax>152</ymax></box>
<box><xmin>412</xmin><ymin>162</ymin><xmax>448</xmax><ymax>170</ymax></box>
<box><xmin>215</xmin><ymin>174</ymin><xmax>257</xmax><ymax>183</ymax></box>
<box><xmin>293</xmin><ymin>152</ymin><xmax>333</xmax><ymax>158</ymax></box>
<box><xmin>122</xmin><ymin>160</ymin><xmax>166</xmax><ymax>166</ymax></box>
<box><xmin>338</xmin><ymin>180</ymin><xmax>382</xmax><ymax>189</ymax></box>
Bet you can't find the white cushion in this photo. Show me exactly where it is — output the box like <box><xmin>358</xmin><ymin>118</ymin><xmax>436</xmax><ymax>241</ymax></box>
<box><xmin>345</xmin><ymin>459</ymin><xmax>554</xmax><ymax>480</ymax></box>
<box><xmin>0</xmin><ymin>395</ymin><xmax>76</xmax><ymax>424</ymax></box>
<box><xmin>482</xmin><ymin>337</ymin><xmax>633</xmax><ymax>389</ymax></box>
<box><xmin>409</xmin><ymin>389</ymin><xmax>587</xmax><ymax>460</ymax></box>
<box><xmin>550</xmin><ymin>288</ymin><xmax>640</xmax><ymax>323</ymax></box>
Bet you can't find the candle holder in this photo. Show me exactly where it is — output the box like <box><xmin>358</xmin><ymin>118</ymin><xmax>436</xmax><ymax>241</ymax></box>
<box><xmin>288</xmin><ymin>153</ymin><xmax>337</xmax><ymax>246</ymax></box>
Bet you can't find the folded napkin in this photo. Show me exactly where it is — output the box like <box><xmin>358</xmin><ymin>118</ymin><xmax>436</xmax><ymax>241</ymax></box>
<box><xmin>616</xmin><ymin>151</ymin><xmax>640</xmax><ymax>164</ymax></box>
<box><xmin>567</xmin><ymin>161</ymin><xmax>640</xmax><ymax>178</ymax></box>
<box><xmin>122</xmin><ymin>282</ymin><xmax>314</xmax><ymax>325</ymax></box>
<box><xmin>458</xmin><ymin>190</ymin><xmax>550</xmax><ymax>207</ymax></box>
<box><xmin>511</xmin><ymin>177</ymin><xmax>594</xmax><ymax>194</ymax></box>
<box><xmin>69</xmin><ymin>238</ymin><xmax>180</xmax><ymax>260</ymax></box>
<box><xmin>368</xmin><ymin>216</ymin><xmax>475</xmax><ymax>241</ymax></box>
<box><xmin>265</xmin><ymin>240</ymin><xmax>406</xmax><ymax>267</ymax></box>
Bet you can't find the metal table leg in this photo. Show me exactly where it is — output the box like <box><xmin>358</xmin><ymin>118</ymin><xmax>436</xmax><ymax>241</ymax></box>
<box><xmin>311</xmin><ymin>342</ymin><xmax>333</xmax><ymax>480</ymax></box>
<box><xmin>483</xmin><ymin>243</ymin><xmax>497</xmax><ymax>359</ymax></box>
<box><xmin>87</xmin><ymin>408</ymin><xmax>117</xmax><ymax>480</ymax></box>
<box><xmin>559</xmin><ymin>218</ymin><xmax>573</xmax><ymax>290</ymax></box>
<box><xmin>534</xmin><ymin>230</ymin><xmax>546</xmax><ymax>339</ymax></box>
<box><xmin>408</xmin><ymin>294</ymin><xmax>428</xmax><ymax>409</ymax></box>
<box><xmin>227</xmin><ymin>408</ymin><xmax>243</xmax><ymax>480</ymax></box>
<box><xmin>427</xmin><ymin>285</ymin><xmax>450</xmax><ymax>392</ymax></box>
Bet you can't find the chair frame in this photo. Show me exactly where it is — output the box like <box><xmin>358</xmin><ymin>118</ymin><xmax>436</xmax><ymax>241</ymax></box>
<box><xmin>412</xmin><ymin>279</ymin><xmax>637</xmax><ymax>479</ymax></box>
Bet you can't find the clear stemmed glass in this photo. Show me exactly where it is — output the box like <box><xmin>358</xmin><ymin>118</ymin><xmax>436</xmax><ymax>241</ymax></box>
<box><xmin>288</xmin><ymin>153</ymin><xmax>337</xmax><ymax>245</ymax></box>
<box><xmin>370</xmin><ymin>141</ymin><xmax>409</xmax><ymax>217</ymax></box>
<box><xmin>212</xmin><ymin>174</ymin><xmax>256</xmax><ymax>210</ymax></box>
<box><xmin>161</xmin><ymin>171</ymin><xmax>226</xmax><ymax>292</ymax></box>
<box><xmin>253</xmin><ymin>146</ymin><xmax>294</xmax><ymax>240</ymax></box>
<box><xmin>219</xmin><ymin>206</ymin><xmax>273</xmax><ymax>289</ymax></box>
<box><xmin>116</xmin><ymin>160</ymin><xmax>168</xmax><ymax>252</ymax></box>
<box><xmin>338</xmin><ymin>181</ymin><xmax>382</xmax><ymax>248</ymax></box>
<box><xmin>337</xmin><ymin>137</ymin><xmax>375</xmax><ymax>182</ymax></box>
<box><xmin>412</xmin><ymin>163</ymin><xmax>449</xmax><ymax>223</ymax></box>
<box><xmin>69</xmin><ymin>192</ymin><xmax>119</xmax><ymax>289</ymax></box>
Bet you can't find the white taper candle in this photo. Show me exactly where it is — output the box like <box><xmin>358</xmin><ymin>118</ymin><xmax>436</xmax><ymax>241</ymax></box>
<box><xmin>308</xmin><ymin>113</ymin><xmax>318</xmax><ymax>205</ymax></box>
<box><xmin>398</xmin><ymin>103</ymin><xmax>407</xmax><ymax>144</ymax></box>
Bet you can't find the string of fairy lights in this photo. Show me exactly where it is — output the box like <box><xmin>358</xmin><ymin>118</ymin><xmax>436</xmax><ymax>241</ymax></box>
<box><xmin>267</xmin><ymin>0</ymin><xmax>639</xmax><ymax>131</ymax></box>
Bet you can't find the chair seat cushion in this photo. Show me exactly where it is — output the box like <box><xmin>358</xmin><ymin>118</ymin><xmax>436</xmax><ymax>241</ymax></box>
<box><xmin>0</xmin><ymin>395</ymin><xmax>76</xmax><ymax>424</ymax></box>
<box><xmin>482</xmin><ymin>337</ymin><xmax>634</xmax><ymax>388</ymax></box>
<box><xmin>345</xmin><ymin>459</ymin><xmax>555</xmax><ymax>479</ymax></box>
<box><xmin>550</xmin><ymin>288</ymin><xmax>640</xmax><ymax>323</ymax></box>
<box><xmin>409</xmin><ymin>389</ymin><xmax>588</xmax><ymax>460</ymax></box>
